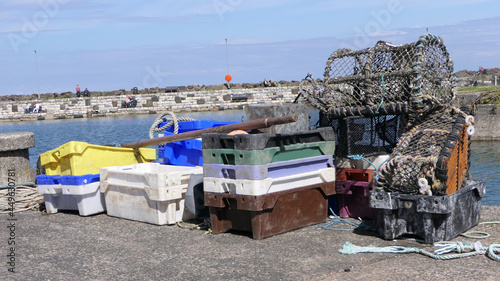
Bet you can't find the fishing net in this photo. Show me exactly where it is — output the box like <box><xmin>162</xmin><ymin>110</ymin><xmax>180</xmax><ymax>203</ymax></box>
<box><xmin>299</xmin><ymin>33</ymin><xmax>456</xmax><ymax>119</ymax></box>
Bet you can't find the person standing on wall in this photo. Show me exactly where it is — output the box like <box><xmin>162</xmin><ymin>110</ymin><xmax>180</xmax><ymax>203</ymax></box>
<box><xmin>76</xmin><ymin>85</ymin><xmax>81</xmax><ymax>97</ymax></box>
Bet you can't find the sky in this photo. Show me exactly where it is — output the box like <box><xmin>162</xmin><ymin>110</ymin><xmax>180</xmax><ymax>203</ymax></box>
<box><xmin>1</xmin><ymin>0</ymin><xmax>500</xmax><ymax>95</ymax></box>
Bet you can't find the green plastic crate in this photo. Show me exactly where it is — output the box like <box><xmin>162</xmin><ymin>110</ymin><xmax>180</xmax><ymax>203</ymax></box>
<box><xmin>202</xmin><ymin>141</ymin><xmax>335</xmax><ymax>165</ymax></box>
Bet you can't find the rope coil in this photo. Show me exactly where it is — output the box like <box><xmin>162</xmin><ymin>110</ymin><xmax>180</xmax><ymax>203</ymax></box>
<box><xmin>149</xmin><ymin>111</ymin><xmax>196</xmax><ymax>144</ymax></box>
<box><xmin>0</xmin><ymin>184</ymin><xmax>44</xmax><ymax>214</ymax></box>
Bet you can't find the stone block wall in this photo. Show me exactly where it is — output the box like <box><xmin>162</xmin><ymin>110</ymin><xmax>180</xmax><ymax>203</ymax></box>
<box><xmin>0</xmin><ymin>87</ymin><xmax>296</xmax><ymax>122</ymax></box>
<box><xmin>472</xmin><ymin>104</ymin><xmax>499</xmax><ymax>140</ymax></box>
<box><xmin>1</xmin><ymin>89</ymin><xmax>499</xmax><ymax>140</ymax></box>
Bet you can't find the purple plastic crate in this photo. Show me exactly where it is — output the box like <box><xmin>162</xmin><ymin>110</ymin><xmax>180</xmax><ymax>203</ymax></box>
<box><xmin>203</xmin><ymin>155</ymin><xmax>334</xmax><ymax>180</ymax></box>
<box><xmin>336</xmin><ymin>180</ymin><xmax>378</xmax><ymax>220</ymax></box>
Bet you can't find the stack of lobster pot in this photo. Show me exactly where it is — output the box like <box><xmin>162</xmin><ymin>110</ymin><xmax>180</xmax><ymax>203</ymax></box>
<box><xmin>298</xmin><ymin>33</ymin><xmax>485</xmax><ymax>243</ymax></box>
<box><xmin>201</xmin><ymin>127</ymin><xmax>336</xmax><ymax>239</ymax></box>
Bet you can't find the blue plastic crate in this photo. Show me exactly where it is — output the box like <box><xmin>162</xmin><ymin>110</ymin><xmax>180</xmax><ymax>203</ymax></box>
<box><xmin>159</xmin><ymin>135</ymin><xmax>203</xmax><ymax>166</ymax></box>
<box><xmin>158</xmin><ymin>120</ymin><xmax>237</xmax><ymax>167</ymax></box>
<box><xmin>36</xmin><ymin>174</ymin><xmax>62</xmax><ymax>185</ymax></box>
<box><xmin>161</xmin><ymin>120</ymin><xmax>237</xmax><ymax>133</ymax></box>
<box><xmin>61</xmin><ymin>174</ymin><xmax>100</xmax><ymax>185</ymax></box>
<box><xmin>37</xmin><ymin>173</ymin><xmax>105</xmax><ymax>216</ymax></box>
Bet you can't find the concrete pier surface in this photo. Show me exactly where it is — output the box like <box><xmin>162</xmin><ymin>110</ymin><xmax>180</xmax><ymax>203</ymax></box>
<box><xmin>2</xmin><ymin>205</ymin><xmax>499</xmax><ymax>280</ymax></box>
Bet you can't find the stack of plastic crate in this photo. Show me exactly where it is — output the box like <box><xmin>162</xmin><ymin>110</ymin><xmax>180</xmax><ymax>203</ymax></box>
<box><xmin>37</xmin><ymin>141</ymin><xmax>156</xmax><ymax>216</ymax></box>
<box><xmin>201</xmin><ymin>127</ymin><xmax>336</xmax><ymax>239</ymax></box>
<box><xmin>100</xmin><ymin>163</ymin><xmax>202</xmax><ymax>225</ymax></box>
<box><xmin>37</xmin><ymin>174</ymin><xmax>103</xmax><ymax>216</ymax></box>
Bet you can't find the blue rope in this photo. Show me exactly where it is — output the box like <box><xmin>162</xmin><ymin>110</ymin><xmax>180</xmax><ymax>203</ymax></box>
<box><xmin>375</xmin><ymin>73</ymin><xmax>386</xmax><ymax>114</ymax></box>
<box><xmin>339</xmin><ymin>241</ymin><xmax>500</xmax><ymax>261</ymax></box>
<box><xmin>314</xmin><ymin>208</ymin><xmax>374</xmax><ymax>232</ymax></box>
<box><xmin>346</xmin><ymin>154</ymin><xmax>389</xmax><ymax>180</ymax></box>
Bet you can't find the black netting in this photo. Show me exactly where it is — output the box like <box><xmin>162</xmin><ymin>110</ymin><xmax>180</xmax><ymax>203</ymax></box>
<box><xmin>326</xmin><ymin>114</ymin><xmax>407</xmax><ymax>158</ymax></box>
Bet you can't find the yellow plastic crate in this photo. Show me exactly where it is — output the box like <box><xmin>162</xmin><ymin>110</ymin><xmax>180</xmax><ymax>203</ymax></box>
<box><xmin>40</xmin><ymin>141</ymin><xmax>156</xmax><ymax>176</ymax></box>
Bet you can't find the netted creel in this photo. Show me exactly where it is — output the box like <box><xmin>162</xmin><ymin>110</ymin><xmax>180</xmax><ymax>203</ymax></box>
<box><xmin>375</xmin><ymin>105</ymin><xmax>473</xmax><ymax>195</ymax></box>
<box><xmin>299</xmin><ymin>33</ymin><xmax>457</xmax><ymax>119</ymax></box>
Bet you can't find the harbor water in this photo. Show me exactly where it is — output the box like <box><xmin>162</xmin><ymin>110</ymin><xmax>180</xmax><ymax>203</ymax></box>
<box><xmin>1</xmin><ymin>109</ymin><xmax>498</xmax><ymax>206</ymax></box>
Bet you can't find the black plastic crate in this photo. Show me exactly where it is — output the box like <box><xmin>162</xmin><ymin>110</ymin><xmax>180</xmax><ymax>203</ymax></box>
<box><xmin>369</xmin><ymin>180</ymin><xmax>485</xmax><ymax>243</ymax></box>
<box><xmin>325</xmin><ymin>114</ymin><xmax>407</xmax><ymax>158</ymax></box>
<box><xmin>202</xmin><ymin>127</ymin><xmax>335</xmax><ymax>150</ymax></box>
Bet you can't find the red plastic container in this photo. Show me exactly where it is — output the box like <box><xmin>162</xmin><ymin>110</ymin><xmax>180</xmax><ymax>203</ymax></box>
<box><xmin>205</xmin><ymin>182</ymin><xmax>335</xmax><ymax>239</ymax></box>
<box><xmin>336</xmin><ymin>180</ymin><xmax>378</xmax><ymax>220</ymax></box>
<box><xmin>336</xmin><ymin>168</ymin><xmax>376</xmax><ymax>182</ymax></box>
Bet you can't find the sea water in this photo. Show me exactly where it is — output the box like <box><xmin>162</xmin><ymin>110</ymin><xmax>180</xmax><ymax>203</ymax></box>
<box><xmin>1</xmin><ymin>110</ymin><xmax>498</xmax><ymax>206</ymax></box>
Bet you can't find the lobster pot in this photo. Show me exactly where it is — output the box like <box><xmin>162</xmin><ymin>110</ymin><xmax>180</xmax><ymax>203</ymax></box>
<box><xmin>299</xmin><ymin>33</ymin><xmax>456</xmax><ymax>119</ymax></box>
<box><xmin>376</xmin><ymin>106</ymin><xmax>473</xmax><ymax>195</ymax></box>
<box><xmin>323</xmin><ymin>114</ymin><xmax>407</xmax><ymax>158</ymax></box>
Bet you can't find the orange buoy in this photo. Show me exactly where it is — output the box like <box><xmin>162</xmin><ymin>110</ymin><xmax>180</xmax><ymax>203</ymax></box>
<box><xmin>225</xmin><ymin>74</ymin><xmax>232</xmax><ymax>82</ymax></box>
<box><xmin>227</xmin><ymin>130</ymin><xmax>248</xmax><ymax>135</ymax></box>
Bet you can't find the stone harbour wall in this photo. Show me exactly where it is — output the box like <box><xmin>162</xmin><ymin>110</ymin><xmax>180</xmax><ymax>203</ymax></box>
<box><xmin>471</xmin><ymin>104</ymin><xmax>500</xmax><ymax>140</ymax></box>
<box><xmin>0</xmin><ymin>87</ymin><xmax>298</xmax><ymax>122</ymax></box>
<box><xmin>0</xmin><ymin>88</ymin><xmax>498</xmax><ymax>140</ymax></box>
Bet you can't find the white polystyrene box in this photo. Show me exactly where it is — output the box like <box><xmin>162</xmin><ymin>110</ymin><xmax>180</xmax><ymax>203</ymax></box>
<box><xmin>203</xmin><ymin>167</ymin><xmax>336</xmax><ymax>196</ymax></box>
<box><xmin>99</xmin><ymin>163</ymin><xmax>203</xmax><ymax>225</ymax></box>
<box><xmin>38</xmin><ymin>182</ymin><xmax>106</xmax><ymax>216</ymax></box>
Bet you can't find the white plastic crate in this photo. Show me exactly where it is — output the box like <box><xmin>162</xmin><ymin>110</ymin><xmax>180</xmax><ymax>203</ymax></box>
<box><xmin>100</xmin><ymin>163</ymin><xmax>203</xmax><ymax>225</ymax></box>
<box><xmin>203</xmin><ymin>167</ymin><xmax>336</xmax><ymax>196</ymax></box>
<box><xmin>38</xmin><ymin>182</ymin><xmax>106</xmax><ymax>216</ymax></box>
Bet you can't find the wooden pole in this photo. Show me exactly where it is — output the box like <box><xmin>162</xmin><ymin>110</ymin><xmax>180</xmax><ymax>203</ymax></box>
<box><xmin>120</xmin><ymin>114</ymin><xmax>298</xmax><ymax>148</ymax></box>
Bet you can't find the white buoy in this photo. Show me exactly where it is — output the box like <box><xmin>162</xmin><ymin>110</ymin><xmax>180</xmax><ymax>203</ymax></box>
<box><xmin>467</xmin><ymin>125</ymin><xmax>475</xmax><ymax>135</ymax></box>
<box><xmin>418</xmin><ymin>178</ymin><xmax>429</xmax><ymax>195</ymax></box>
<box><xmin>465</xmin><ymin>115</ymin><xmax>474</xmax><ymax>126</ymax></box>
